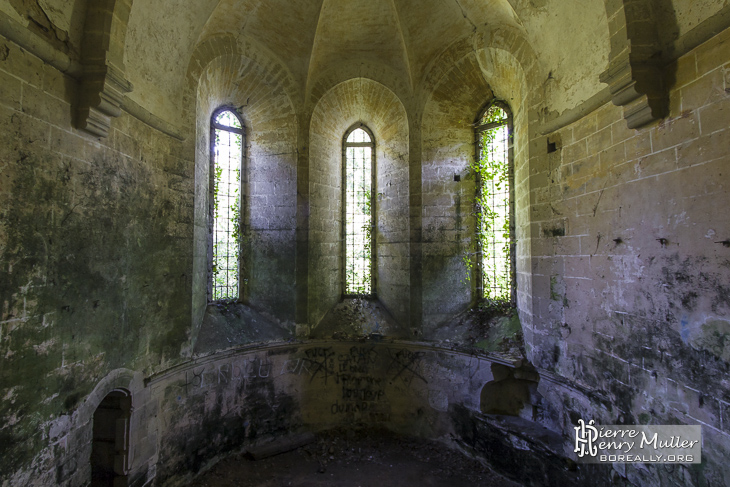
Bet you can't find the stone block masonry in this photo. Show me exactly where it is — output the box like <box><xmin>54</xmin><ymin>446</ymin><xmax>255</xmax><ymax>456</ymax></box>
<box><xmin>1</xmin><ymin>2</ymin><xmax>730</xmax><ymax>486</ymax></box>
<box><xmin>528</xmin><ymin>24</ymin><xmax>730</xmax><ymax>487</ymax></box>
<box><xmin>0</xmin><ymin>32</ymin><xmax>193</xmax><ymax>486</ymax></box>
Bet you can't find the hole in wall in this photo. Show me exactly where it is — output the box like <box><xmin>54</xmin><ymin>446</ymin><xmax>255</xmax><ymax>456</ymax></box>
<box><xmin>547</xmin><ymin>135</ymin><xmax>560</xmax><ymax>153</ymax></box>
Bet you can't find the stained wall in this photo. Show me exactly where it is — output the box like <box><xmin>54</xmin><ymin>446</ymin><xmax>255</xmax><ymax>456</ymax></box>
<box><xmin>147</xmin><ymin>341</ymin><xmax>518</xmax><ymax>486</ymax></box>
<box><xmin>195</xmin><ymin>53</ymin><xmax>299</xmax><ymax>322</ymax></box>
<box><xmin>530</xmin><ymin>26</ymin><xmax>730</xmax><ymax>486</ymax></box>
<box><xmin>419</xmin><ymin>53</ymin><xmax>492</xmax><ymax>332</ymax></box>
<box><xmin>308</xmin><ymin>79</ymin><xmax>410</xmax><ymax>328</ymax></box>
<box><xmin>1</xmin><ymin>0</ymin><xmax>730</xmax><ymax>485</ymax></box>
<box><xmin>0</xmin><ymin>31</ymin><xmax>193</xmax><ymax>485</ymax></box>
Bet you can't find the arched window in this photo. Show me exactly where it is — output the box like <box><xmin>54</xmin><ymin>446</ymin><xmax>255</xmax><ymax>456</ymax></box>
<box><xmin>343</xmin><ymin>125</ymin><xmax>375</xmax><ymax>296</ymax></box>
<box><xmin>474</xmin><ymin>102</ymin><xmax>515</xmax><ymax>303</ymax></box>
<box><xmin>210</xmin><ymin>108</ymin><xmax>245</xmax><ymax>301</ymax></box>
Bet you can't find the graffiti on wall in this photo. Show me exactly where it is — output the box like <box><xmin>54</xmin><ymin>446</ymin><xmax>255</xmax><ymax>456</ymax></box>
<box><xmin>185</xmin><ymin>355</ymin><xmax>313</xmax><ymax>393</ymax></box>
<box><xmin>182</xmin><ymin>345</ymin><xmax>434</xmax><ymax>421</ymax></box>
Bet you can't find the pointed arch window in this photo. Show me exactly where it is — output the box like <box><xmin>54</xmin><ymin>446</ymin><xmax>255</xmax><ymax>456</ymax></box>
<box><xmin>343</xmin><ymin>125</ymin><xmax>375</xmax><ymax>296</ymax></box>
<box><xmin>210</xmin><ymin>108</ymin><xmax>245</xmax><ymax>301</ymax></box>
<box><xmin>475</xmin><ymin>102</ymin><xmax>515</xmax><ymax>303</ymax></box>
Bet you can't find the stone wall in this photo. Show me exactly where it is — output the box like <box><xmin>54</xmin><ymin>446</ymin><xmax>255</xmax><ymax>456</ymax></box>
<box><xmin>0</xmin><ymin>32</ymin><xmax>192</xmax><ymax>485</ymax></box>
<box><xmin>188</xmin><ymin>49</ymin><xmax>299</xmax><ymax>351</ymax></box>
<box><xmin>147</xmin><ymin>341</ymin><xmax>516</xmax><ymax>486</ymax></box>
<box><xmin>529</xmin><ymin>26</ymin><xmax>730</xmax><ymax>486</ymax></box>
<box><xmin>420</xmin><ymin>53</ymin><xmax>493</xmax><ymax>334</ymax></box>
<box><xmin>1</xmin><ymin>1</ymin><xmax>729</xmax><ymax>484</ymax></box>
<box><xmin>308</xmin><ymin>79</ymin><xmax>410</xmax><ymax>328</ymax></box>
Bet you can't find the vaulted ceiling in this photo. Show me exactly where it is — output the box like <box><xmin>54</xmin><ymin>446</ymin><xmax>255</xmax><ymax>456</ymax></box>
<box><xmin>1</xmin><ymin>0</ymin><xmax>726</xmax><ymax>125</ymax></box>
<box><xmin>120</xmin><ymin>0</ymin><xmax>612</xmax><ymax>121</ymax></box>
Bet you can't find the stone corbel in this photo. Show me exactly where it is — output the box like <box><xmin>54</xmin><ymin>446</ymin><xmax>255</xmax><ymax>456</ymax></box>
<box><xmin>599</xmin><ymin>44</ymin><xmax>665</xmax><ymax>129</ymax></box>
<box><xmin>77</xmin><ymin>61</ymin><xmax>133</xmax><ymax>138</ymax></box>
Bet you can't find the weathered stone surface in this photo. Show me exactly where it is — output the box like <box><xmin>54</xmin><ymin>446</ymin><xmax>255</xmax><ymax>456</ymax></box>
<box><xmin>1</xmin><ymin>2</ymin><xmax>729</xmax><ymax>487</ymax></box>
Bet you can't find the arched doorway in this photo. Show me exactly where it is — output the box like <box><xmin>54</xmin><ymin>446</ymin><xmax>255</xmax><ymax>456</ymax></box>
<box><xmin>91</xmin><ymin>390</ymin><xmax>131</xmax><ymax>487</ymax></box>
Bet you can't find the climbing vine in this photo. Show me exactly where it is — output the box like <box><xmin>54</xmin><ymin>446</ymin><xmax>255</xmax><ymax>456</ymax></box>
<box><xmin>360</xmin><ymin>186</ymin><xmax>372</xmax><ymax>294</ymax></box>
<box><xmin>344</xmin><ymin>127</ymin><xmax>374</xmax><ymax>296</ymax></box>
<box><xmin>464</xmin><ymin>105</ymin><xmax>513</xmax><ymax>304</ymax></box>
<box><xmin>211</xmin><ymin>111</ymin><xmax>243</xmax><ymax>301</ymax></box>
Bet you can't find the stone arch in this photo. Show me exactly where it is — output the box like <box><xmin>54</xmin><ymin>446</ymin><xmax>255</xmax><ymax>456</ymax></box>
<box><xmin>475</xmin><ymin>26</ymin><xmax>541</xmax><ymax>92</ymax></box>
<box><xmin>470</xmin><ymin>28</ymin><xmax>547</xmax><ymax>365</ymax></box>
<box><xmin>419</xmin><ymin>50</ymin><xmax>494</xmax><ymax>334</ymax></box>
<box><xmin>418</xmin><ymin>36</ymin><xmax>476</xmax><ymax>109</ymax></box>
<box><xmin>81</xmin><ymin>369</ymin><xmax>139</xmax><ymax>420</ymax></box>
<box><xmin>183</xmin><ymin>34</ymin><xmax>301</xmax><ymax>128</ymax></box>
<box><xmin>416</xmin><ymin>27</ymin><xmax>539</xmax><ymax>349</ymax></box>
<box><xmin>305</xmin><ymin>59</ymin><xmax>413</xmax><ymax>115</ymax></box>
<box><xmin>418</xmin><ymin>26</ymin><xmax>540</xmax><ymax>114</ymax></box>
<box><xmin>308</xmin><ymin>78</ymin><xmax>410</xmax><ymax>332</ymax></box>
<box><xmin>472</xmin><ymin>45</ymin><xmax>533</xmax><ymax>333</ymax></box>
<box><xmin>188</xmin><ymin>45</ymin><xmax>300</xmax><ymax>346</ymax></box>
<box><xmin>61</xmin><ymin>370</ymin><xmax>144</xmax><ymax>486</ymax></box>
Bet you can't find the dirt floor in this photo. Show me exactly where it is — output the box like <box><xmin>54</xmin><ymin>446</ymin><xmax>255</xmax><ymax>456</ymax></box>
<box><xmin>189</xmin><ymin>429</ymin><xmax>522</xmax><ymax>487</ymax></box>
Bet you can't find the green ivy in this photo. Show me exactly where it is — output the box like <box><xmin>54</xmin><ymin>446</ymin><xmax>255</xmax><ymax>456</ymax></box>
<box><xmin>464</xmin><ymin>108</ymin><xmax>514</xmax><ymax>304</ymax></box>
<box><xmin>212</xmin><ymin>126</ymin><xmax>243</xmax><ymax>300</ymax></box>
<box><xmin>360</xmin><ymin>186</ymin><xmax>372</xmax><ymax>294</ymax></box>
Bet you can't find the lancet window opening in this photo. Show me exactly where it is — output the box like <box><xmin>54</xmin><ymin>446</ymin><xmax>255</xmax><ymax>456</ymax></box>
<box><xmin>474</xmin><ymin>101</ymin><xmax>515</xmax><ymax>303</ymax></box>
<box><xmin>343</xmin><ymin>125</ymin><xmax>376</xmax><ymax>296</ymax></box>
<box><xmin>210</xmin><ymin>108</ymin><xmax>245</xmax><ymax>301</ymax></box>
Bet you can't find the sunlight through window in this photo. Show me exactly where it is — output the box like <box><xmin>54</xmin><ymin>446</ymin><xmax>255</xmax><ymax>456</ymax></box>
<box><xmin>476</xmin><ymin>104</ymin><xmax>513</xmax><ymax>302</ymax></box>
<box><xmin>211</xmin><ymin>109</ymin><xmax>244</xmax><ymax>301</ymax></box>
<box><xmin>344</xmin><ymin>127</ymin><xmax>374</xmax><ymax>295</ymax></box>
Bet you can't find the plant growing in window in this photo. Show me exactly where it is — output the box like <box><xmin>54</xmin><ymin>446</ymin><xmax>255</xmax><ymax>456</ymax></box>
<box><xmin>210</xmin><ymin>109</ymin><xmax>244</xmax><ymax>301</ymax></box>
<box><xmin>343</xmin><ymin>126</ymin><xmax>375</xmax><ymax>296</ymax></box>
<box><xmin>467</xmin><ymin>102</ymin><xmax>515</xmax><ymax>305</ymax></box>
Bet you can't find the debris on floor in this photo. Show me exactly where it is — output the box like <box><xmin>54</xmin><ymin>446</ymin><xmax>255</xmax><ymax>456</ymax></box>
<box><xmin>189</xmin><ymin>428</ymin><xmax>522</xmax><ymax>486</ymax></box>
